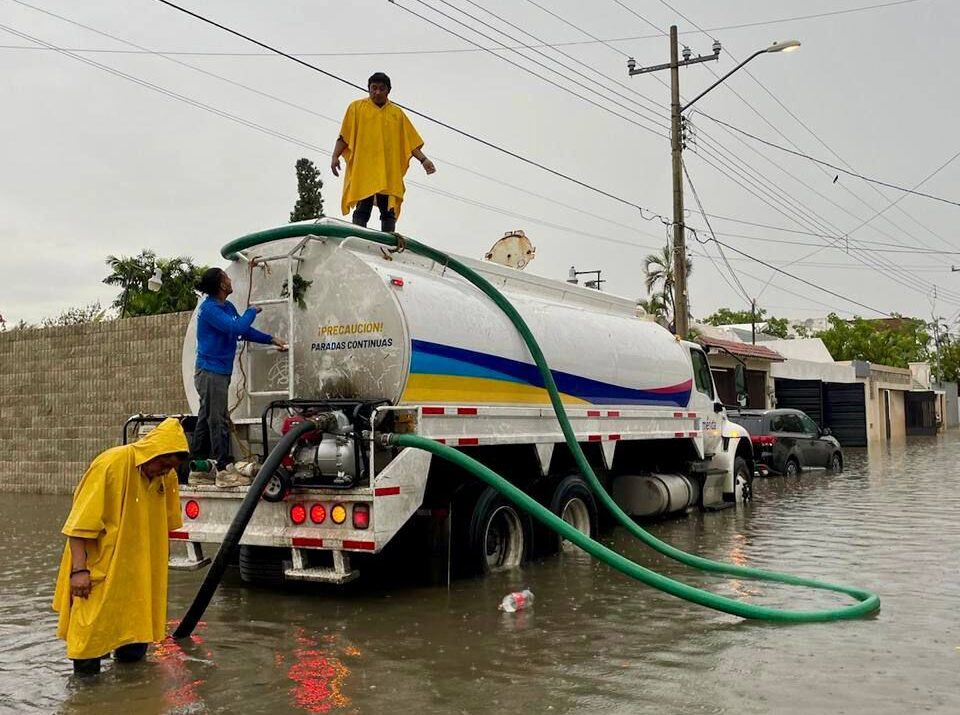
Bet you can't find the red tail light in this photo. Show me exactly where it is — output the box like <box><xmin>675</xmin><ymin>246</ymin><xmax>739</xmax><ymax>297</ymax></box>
<box><xmin>353</xmin><ymin>503</ymin><xmax>370</xmax><ymax>530</ymax></box>
<box><xmin>184</xmin><ymin>500</ymin><xmax>200</xmax><ymax>520</ymax></box>
<box><xmin>310</xmin><ymin>503</ymin><xmax>327</xmax><ymax>524</ymax></box>
<box><xmin>290</xmin><ymin>503</ymin><xmax>307</xmax><ymax>525</ymax></box>
<box><xmin>751</xmin><ymin>435</ymin><xmax>777</xmax><ymax>446</ymax></box>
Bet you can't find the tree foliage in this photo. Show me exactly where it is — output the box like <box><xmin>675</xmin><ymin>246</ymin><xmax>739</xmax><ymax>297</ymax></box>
<box><xmin>817</xmin><ymin>313</ymin><xmax>929</xmax><ymax>367</ymax></box>
<box><xmin>289</xmin><ymin>157</ymin><xmax>325</xmax><ymax>222</ymax></box>
<box><xmin>103</xmin><ymin>250</ymin><xmax>206</xmax><ymax>318</ymax></box>
<box><xmin>40</xmin><ymin>301</ymin><xmax>109</xmax><ymax>327</ymax></box>
<box><xmin>702</xmin><ymin>306</ymin><xmax>790</xmax><ymax>339</ymax></box>
<box><xmin>643</xmin><ymin>243</ymin><xmax>692</xmax><ymax>326</ymax></box>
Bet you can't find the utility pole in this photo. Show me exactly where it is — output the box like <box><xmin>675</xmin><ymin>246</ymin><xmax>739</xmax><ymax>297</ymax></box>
<box><xmin>628</xmin><ymin>32</ymin><xmax>800</xmax><ymax>338</ymax></box>
<box><xmin>628</xmin><ymin>28</ymin><xmax>720</xmax><ymax>338</ymax></box>
<box><xmin>669</xmin><ymin>26</ymin><xmax>688</xmax><ymax>338</ymax></box>
<box><xmin>751</xmin><ymin>298</ymin><xmax>757</xmax><ymax>345</ymax></box>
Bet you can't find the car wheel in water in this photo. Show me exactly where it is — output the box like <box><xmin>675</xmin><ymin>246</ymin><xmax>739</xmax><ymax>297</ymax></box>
<box><xmin>784</xmin><ymin>458</ymin><xmax>800</xmax><ymax>478</ymax></box>
<box><xmin>830</xmin><ymin>453</ymin><xmax>843</xmax><ymax>473</ymax></box>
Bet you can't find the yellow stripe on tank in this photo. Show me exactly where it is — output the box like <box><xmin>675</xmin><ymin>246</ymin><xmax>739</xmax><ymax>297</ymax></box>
<box><xmin>400</xmin><ymin>374</ymin><xmax>590</xmax><ymax>405</ymax></box>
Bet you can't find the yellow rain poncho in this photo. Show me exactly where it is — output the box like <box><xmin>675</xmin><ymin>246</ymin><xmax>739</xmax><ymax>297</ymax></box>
<box><xmin>339</xmin><ymin>98</ymin><xmax>424</xmax><ymax>219</ymax></box>
<box><xmin>53</xmin><ymin>418</ymin><xmax>187</xmax><ymax>660</ymax></box>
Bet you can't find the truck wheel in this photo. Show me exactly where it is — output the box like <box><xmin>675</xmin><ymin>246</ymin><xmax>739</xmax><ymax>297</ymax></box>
<box><xmin>549</xmin><ymin>475</ymin><xmax>598</xmax><ymax>552</ymax></box>
<box><xmin>238</xmin><ymin>545</ymin><xmax>286</xmax><ymax>585</ymax></box>
<box><xmin>468</xmin><ymin>487</ymin><xmax>530</xmax><ymax>574</ymax></box>
<box><xmin>734</xmin><ymin>456</ymin><xmax>753</xmax><ymax>502</ymax></box>
<box><xmin>784</xmin><ymin>457</ymin><xmax>800</xmax><ymax>478</ymax></box>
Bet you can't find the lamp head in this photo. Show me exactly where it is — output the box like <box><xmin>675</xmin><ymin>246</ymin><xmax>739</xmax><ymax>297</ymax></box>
<box><xmin>766</xmin><ymin>39</ymin><xmax>801</xmax><ymax>53</ymax></box>
<box><xmin>626</xmin><ymin>57</ymin><xmax>637</xmax><ymax>72</ymax></box>
<box><xmin>147</xmin><ymin>267</ymin><xmax>163</xmax><ymax>292</ymax></box>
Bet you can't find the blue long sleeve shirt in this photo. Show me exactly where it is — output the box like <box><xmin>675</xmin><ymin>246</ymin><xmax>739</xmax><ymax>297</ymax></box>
<box><xmin>195</xmin><ymin>297</ymin><xmax>273</xmax><ymax>375</ymax></box>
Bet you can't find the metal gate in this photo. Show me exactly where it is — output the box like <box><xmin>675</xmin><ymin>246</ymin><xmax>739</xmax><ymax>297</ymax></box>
<box><xmin>775</xmin><ymin>378</ymin><xmax>867</xmax><ymax>447</ymax></box>
<box><xmin>774</xmin><ymin>378</ymin><xmax>823</xmax><ymax>425</ymax></box>
<box><xmin>824</xmin><ymin>382</ymin><xmax>867</xmax><ymax>447</ymax></box>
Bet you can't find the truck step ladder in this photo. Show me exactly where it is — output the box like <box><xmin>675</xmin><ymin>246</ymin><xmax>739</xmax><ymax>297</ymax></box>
<box><xmin>284</xmin><ymin>548</ymin><xmax>360</xmax><ymax>585</ymax></box>
<box><xmin>234</xmin><ymin>238</ymin><xmax>313</xmax><ymax>410</ymax></box>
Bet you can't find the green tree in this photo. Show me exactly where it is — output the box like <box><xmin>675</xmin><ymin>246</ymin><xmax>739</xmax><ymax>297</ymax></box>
<box><xmin>702</xmin><ymin>306</ymin><xmax>789</xmax><ymax>339</ymax></box>
<box><xmin>104</xmin><ymin>250</ymin><xmax>207</xmax><ymax>318</ymax></box>
<box><xmin>637</xmin><ymin>293</ymin><xmax>668</xmax><ymax>325</ymax></box>
<box><xmin>816</xmin><ymin>313</ymin><xmax>930</xmax><ymax>367</ymax></box>
<box><xmin>643</xmin><ymin>244</ymin><xmax>692</xmax><ymax>325</ymax></box>
<box><xmin>40</xmin><ymin>301</ymin><xmax>108</xmax><ymax>327</ymax></box>
<box><xmin>289</xmin><ymin>157</ymin><xmax>325</xmax><ymax>222</ymax></box>
<box><xmin>935</xmin><ymin>337</ymin><xmax>960</xmax><ymax>383</ymax></box>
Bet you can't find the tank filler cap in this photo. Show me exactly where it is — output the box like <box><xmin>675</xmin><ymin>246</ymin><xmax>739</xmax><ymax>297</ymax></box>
<box><xmin>484</xmin><ymin>230</ymin><xmax>536</xmax><ymax>270</ymax></box>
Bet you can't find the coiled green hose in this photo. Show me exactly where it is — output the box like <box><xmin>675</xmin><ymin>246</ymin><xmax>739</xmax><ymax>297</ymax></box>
<box><xmin>223</xmin><ymin>221</ymin><xmax>880</xmax><ymax>621</ymax></box>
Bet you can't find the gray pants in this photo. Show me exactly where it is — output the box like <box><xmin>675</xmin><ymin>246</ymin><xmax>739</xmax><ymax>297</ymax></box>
<box><xmin>193</xmin><ymin>369</ymin><xmax>231</xmax><ymax>470</ymax></box>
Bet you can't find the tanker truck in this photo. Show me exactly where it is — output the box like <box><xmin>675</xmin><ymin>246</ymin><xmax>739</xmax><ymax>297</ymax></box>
<box><xmin>165</xmin><ymin>219</ymin><xmax>754</xmax><ymax>586</ymax></box>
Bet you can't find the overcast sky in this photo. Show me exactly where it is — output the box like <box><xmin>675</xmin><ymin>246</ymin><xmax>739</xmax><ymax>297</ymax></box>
<box><xmin>2</xmin><ymin>0</ymin><xmax>958</xmax><ymax>327</ymax></box>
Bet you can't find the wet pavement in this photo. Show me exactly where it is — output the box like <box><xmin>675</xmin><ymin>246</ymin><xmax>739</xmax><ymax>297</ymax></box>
<box><xmin>1</xmin><ymin>436</ymin><xmax>959</xmax><ymax>714</ymax></box>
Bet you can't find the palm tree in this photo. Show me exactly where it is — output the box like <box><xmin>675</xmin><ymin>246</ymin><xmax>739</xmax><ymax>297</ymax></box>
<box><xmin>637</xmin><ymin>293</ymin><xmax>668</xmax><ymax>326</ymax></box>
<box><xmin>643</xmin><ymin>243</ymin><xmax>692</xmax><ymax>323</ymax></box>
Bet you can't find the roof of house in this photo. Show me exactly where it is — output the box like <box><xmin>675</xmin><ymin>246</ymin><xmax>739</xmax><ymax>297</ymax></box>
<box><xmin>697</xmin><ymin>335</ymin><xmax>785</xmax><ymax>362</ymax></box>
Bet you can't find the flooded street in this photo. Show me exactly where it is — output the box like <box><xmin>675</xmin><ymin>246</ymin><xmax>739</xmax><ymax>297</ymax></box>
<box><xmin>2</xmin><ymin>437</ymin><xmax>959</xmax><ymax>715</ymax></box>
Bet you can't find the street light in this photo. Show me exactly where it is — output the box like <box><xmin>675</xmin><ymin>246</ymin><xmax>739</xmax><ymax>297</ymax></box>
<box><xmin>567</xmin><ymin>266</ymin><xmax>604</xmax><ymax>290</ymax></box>
<box><xmin>628</xmin><ymin>27</ymin><xmax>800</xmax><ymax>337</ymax></box>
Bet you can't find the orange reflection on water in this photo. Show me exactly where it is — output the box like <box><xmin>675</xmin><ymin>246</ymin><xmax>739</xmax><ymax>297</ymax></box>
<box><xmin>286</xmin><ymin>628</ymin><xmax>354</xmax><ymax>714</ymax></box>
<box><xmin>154</xmin><ymin>620</ymin><xmax>210</xmax><ymax>711</ymax></box>
<box><xmin>725</xmin><ymin>534</ymin><xmax>764</xmax><ymax>598</ymax></box>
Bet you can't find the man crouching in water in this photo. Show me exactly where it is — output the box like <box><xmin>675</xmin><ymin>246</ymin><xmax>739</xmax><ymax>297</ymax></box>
<box><xmin>52</xmin><ymin>418</ymin><xmax>189</xmax><ymax>676</ymax></box>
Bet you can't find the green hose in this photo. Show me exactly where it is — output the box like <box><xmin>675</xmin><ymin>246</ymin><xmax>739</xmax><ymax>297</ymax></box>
<box><xmin>223</xmin><ymin>221</ymin><xmax>881</xmax><ymax>621</ymax></box>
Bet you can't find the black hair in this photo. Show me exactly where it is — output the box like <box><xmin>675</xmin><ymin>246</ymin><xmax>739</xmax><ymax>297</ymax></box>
<box><xmin>197</xmin><ymin>267</ymin><xmax>225</xmax><ymax>296</ymax></box>
<box><xmin>368</xmin><ymin>72</ymin><xmax>391</xmax><ymax>90</ymax></box>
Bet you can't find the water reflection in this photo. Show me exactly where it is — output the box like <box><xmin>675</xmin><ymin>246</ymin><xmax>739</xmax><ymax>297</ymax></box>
<box><xmin>1</xmin><ymin>438</ymin><xmax>960</xmax><ymax>713</ymax></box>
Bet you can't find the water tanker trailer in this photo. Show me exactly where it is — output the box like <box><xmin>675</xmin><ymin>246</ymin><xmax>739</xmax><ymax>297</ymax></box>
<box><xmin>166</xmin><ymin>219</ymin><xmax>754</xmax><ymax>585</ymax></box>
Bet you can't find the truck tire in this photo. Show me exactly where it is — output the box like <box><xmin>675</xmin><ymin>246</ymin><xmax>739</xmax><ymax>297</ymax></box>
<box><xmin>238</xmin><ymin>545</ymin><xmax>286</xmax><ymax>586</ymax></box>
<box><xmin>549</xmin><ymin>475</ymin><xmax>598</xmax><ymax>552</ymax></box>
<box><xmin>467</xmin><ymin>487</ymin><xmax>531</xmax><ymax>574</ymax></box>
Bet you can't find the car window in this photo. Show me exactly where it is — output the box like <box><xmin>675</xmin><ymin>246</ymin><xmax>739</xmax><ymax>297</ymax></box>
<box><xmin>781</xmin><ymin>414</ymin><xmax>804</xmax><ymax>433</ymax></box>
<box><xmin>800</xmin><ymin>414</ymin><xmax>819</xmax><ymax>435</ymax></box>
<box><xmin>770</xmin><ymin>415</ymin><xmax>784</xmax><ymax>432</ymax></box>
<box><xmin>689</xmin><ymin>349</ymin><xmax>714</xmax><ymax>399</ymax></box>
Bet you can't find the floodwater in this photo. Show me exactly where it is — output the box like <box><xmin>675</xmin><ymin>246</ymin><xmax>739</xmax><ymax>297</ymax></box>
<box><xmin>2</xmin><ymin>437</ymin><xmax>959</xmax><ymax>715</ymax></box>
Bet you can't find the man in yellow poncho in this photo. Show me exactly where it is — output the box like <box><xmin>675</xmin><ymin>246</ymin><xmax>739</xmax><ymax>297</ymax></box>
<box><xmin>331</xmin><ymin>71</ymin><xmax>436</xmax><ymax>232</ymax></box>
<box><xmin>52</xmin><ymin>418</ymin><xmax>189</xmax><ymax>676</ymax></box>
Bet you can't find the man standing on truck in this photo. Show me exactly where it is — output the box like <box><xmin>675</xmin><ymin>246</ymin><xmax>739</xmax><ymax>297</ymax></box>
<box><xmin>191</xmin><ymin>267</ymin><xmax>287</xmax><ymax>487</ymax></box>
<box><xmin>53</xmin><ymin>418</ymin><xmax>189</xmax><ymax>676</ymax></box>
<box><xmin>331</xmin><ymin>71</ymin><xmax>436</xmax><ymax>232</ymax></box>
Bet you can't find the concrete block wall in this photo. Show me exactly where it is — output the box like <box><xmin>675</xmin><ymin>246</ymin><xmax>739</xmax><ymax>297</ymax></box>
<box><xmin>0</xmin><ymin>312</ymin><xmax>192</xmax><ymax>494</ymax></box>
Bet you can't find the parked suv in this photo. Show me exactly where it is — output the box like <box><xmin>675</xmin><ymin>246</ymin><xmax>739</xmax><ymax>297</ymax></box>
<box><xmin>730</xmin><ymin>408</ymin><xmax>843</xmax><ymax>477</ymax></box>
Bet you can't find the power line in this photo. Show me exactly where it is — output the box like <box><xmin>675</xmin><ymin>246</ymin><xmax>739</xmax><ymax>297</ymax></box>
<box><xmin>393</xmin><ymin>0</ymin><xmax>669</xmax><ymax>135</ymax></box>
<box><xmin>0</xmin><ymin>0</ymin><xmax>926</xmax><ymax>57</ymax></box>
<box><xmin>9</xmin><ymin>0</ymin><xmax>668</xmax><ymax>246</ymax></box>
<box><xmin>681</xmin><ymin>159</ymin><xmax>751</xmax><ymax>304</ymax></box>
<box><xmin>0</xmin><ymin>22</ymin><xmax>664</xmax><ymax>254</ymax></box>
<box><xmin>656</xmin><ymin>0</ymin><xmax>960</xmax><ymax>262</ymax></box>
<box><xmin>150</xmin><ymin>0</ymin><xmax>664</xmax><ymax>216</ymax></box>
<box><xmin>697</xmin><ymin>113</ymin><xmax>960</xmax><ymax>209</ymax></box>
<box><xmin>700</xmin><ymin>236</ymin><xmax>891</xmax><ymax>316</ymax></box>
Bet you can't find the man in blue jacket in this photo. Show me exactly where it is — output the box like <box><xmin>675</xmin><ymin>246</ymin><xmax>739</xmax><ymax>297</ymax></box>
<box><xmin>191</xmin><ymin>267</ymin><xmax>287</xmax><ymax>486</ymax></box>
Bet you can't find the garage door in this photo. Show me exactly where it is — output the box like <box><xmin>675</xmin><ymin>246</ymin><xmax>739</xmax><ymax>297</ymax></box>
<box><xmin>824</xmin><ymin>382</ymin><xmax>867</xmax><ymax>447</ymax></box>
